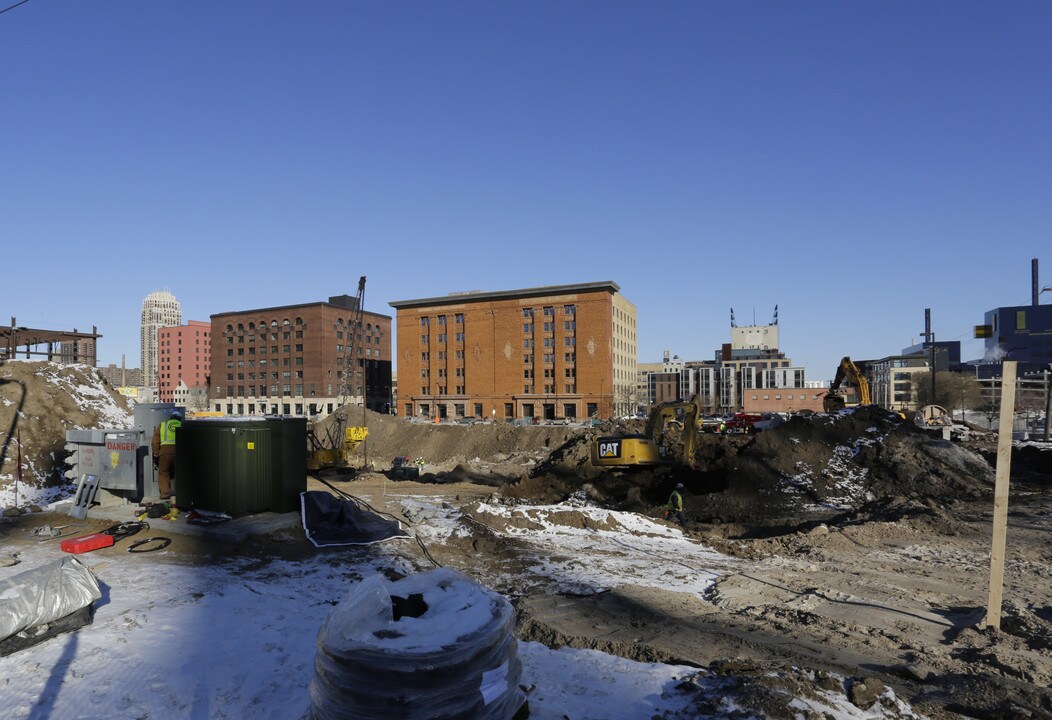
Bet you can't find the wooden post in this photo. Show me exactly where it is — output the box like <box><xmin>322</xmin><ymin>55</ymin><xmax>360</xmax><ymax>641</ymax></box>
<box><xmin>984</xmin><ymin>360</ymin><xmax>1017</xmax><ymax>629</ymax></box>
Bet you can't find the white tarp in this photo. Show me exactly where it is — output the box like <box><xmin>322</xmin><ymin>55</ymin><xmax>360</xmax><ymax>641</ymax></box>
<box><xmin>0</xmin><ymin>556</ymin><xmax>101</xmax><ymax>642</ymax></box>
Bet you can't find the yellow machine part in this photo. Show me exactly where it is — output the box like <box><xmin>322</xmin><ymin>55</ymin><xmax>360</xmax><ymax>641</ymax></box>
<box><xmin>590</xmin><ymin>435</ymin><xmax>667</xmax><ymax>467</ymax></box>
<box><xmin>344</xmin><ymin>426</ymin><xmax>368</xmax><ymax>455</ymax></box>
<box><xmin>308</xmin><ymin>448</ymin><xmax>341</xmax><ymax>470</ymax></box>
<box><xmin>309</xmin><ymin>427</ymin><xmax>368</xmax><ymax>469</ymax></box>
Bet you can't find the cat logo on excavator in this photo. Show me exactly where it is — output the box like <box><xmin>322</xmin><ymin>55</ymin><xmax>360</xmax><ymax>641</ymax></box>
<box><xmin>598</xmin><ymin>439</ymin><xmax>622</xmax><ymax>458</ymax></box>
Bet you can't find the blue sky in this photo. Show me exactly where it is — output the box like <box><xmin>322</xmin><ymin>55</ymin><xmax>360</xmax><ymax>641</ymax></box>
<box><xmin>3</xmin><ymin>1</ymin><xmax>1049</xmax><ymax>381</ymax></box>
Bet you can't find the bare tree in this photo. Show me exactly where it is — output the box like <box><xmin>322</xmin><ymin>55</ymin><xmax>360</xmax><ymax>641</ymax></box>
<box><xmin>1016</xmin><ymin>377</ymin><xmax>1046</xmax><ymax>434</ymax></box>
<box><xmin>186</xmin><ymin>387</ymin><xmax>211</xmax><ymax>413</ymax></box>
<box><xmin>912</xmin><ymin>371</ymin><xmax>983</xmax><ymax>418</ymax></box>
<box><xmin>613</xmin><ymin>382</ymin><xmax>640</xmax><ymax>418</ymax></box>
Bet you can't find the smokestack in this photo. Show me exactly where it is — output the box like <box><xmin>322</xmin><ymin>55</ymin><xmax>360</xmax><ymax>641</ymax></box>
<box><xmin>121</xmin><ymin>354</ymin><xmax>126</xmax><ymax>386</ymax></box>
<box><xmin>1033</xmin><ymin>258</ymin><xmax>1039</xmax><ymax>307</ymax></box>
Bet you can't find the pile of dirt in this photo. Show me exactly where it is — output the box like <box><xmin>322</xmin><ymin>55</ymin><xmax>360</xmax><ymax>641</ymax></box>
<box><xmin>505</xmin><ymin>406</ymin><xmax>1002</xmax><ymax>531</ymax></box>
<box><xmin>0</xmin><ymin>361</ymin><xmax>134</xmax><ymax>505</ymax></box>
<box><xmin>683</xmin><ymin>406</ymin><xmax>996</xmax><ymax>525</ymax></box>
<box><xmin>334</xmin><ymin>409</ymin><xmax>587</xmax><ymax>479</ymax></box>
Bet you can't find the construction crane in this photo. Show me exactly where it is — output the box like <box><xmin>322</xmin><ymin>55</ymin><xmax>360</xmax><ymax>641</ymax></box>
<box><xmin>307</xmin><ymin>276</ymin><xmax>367</xmax><ymax>472</ymax></box>
<box><xmin>337</xmin><ymin>276</ymin><xmax>367</xmax><ymax>407</ymax></box>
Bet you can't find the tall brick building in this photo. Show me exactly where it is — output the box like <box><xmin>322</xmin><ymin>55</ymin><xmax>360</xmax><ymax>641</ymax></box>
<box><xmin>210</xmin><ymin>296</ymin><xmax>392</xmax><ymax>417</ymax></box>
<box><xmin>390</xmin><ymin>281</ymin><xmax>636</xmax><ymax>421</ymax></box>
<box><xmin>158</xmin><ymin>321</ymin><xmax>211</xmax><ymax>404</ymax></box>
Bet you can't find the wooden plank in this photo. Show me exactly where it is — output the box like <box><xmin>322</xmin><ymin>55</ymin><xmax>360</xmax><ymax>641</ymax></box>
<box><xmin>984</xmin><ymin>360</ymin><xmax>1017</xmax><ymax>629</ymax></box>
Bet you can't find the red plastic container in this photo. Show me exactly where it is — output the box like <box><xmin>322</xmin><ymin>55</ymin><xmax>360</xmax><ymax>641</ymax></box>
<box><xmin>61</xmin><ymin>532</ymin><xmax>115</xmax><ymax>554</ymax></box>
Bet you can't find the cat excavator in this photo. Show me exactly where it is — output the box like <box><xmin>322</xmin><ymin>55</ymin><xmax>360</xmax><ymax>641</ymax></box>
<box><xmin>590</xmin><ymin>394</ymin><xmax>701</xmax><ymax>468</ymax></box>
<box><xmin>823</xmin><ymin>356</ymin><xmax>871</xmax><ymax>413</ymax></box>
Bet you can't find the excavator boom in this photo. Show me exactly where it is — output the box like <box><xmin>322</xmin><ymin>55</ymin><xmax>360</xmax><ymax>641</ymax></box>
<box><xmin>824</xmin><ymin>356</ymin><xmax>870</xmax><ymax>412</ymax></box>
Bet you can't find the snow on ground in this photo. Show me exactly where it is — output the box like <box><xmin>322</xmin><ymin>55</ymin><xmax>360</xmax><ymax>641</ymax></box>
<box><xmin>0</xmin><ymin>483</ymin><xmax>73</xmax><ymax>512</ymax></box>
<box><xmin>402</xmin><ymin>497</ymin><xmax>736</xmax><ymax>596</ymax></box>
<box><xmin>1</xmin><ymin>497</ymin><xmax>926</xmax><ymax>719</ymax></box>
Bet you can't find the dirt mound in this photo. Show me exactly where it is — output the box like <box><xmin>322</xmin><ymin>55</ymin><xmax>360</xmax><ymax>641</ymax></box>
<box><xmin>684</xmin><ymin>406</ymin><xmax>995</xmax><ymax>523</ymax></box>
<box><xmin>0</xmin><ymin>361</ymin><xmax>134</xmax><ymax>506</ymax></box>
<box><xmin>333</xmin><ymin>410</ymin><xmax>587</xmax><ymax>476</ymax></box>
<box><xmin>508</xmin><ymin>406</ymin><xmax>1000</xmax><ymax>530</ymax></box>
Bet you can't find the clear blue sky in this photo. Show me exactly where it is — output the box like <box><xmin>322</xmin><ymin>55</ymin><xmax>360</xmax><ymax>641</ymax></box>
<box><xmin>3</xmin><ymin>1</ymin><xmax>1050</xmax><ymax>381</ymax></box>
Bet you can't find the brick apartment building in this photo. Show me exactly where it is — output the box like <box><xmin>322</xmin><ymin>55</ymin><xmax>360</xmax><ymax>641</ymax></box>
<box><xmin>210</xmin><ymin>296</ymin><xmax>392</xmax><ymax>418</ymax></box>
<box><xmin>158</xmin><ymin>321</ymin><xmax>211</xmax><ymax>404</ymax></box>
<box><xmin>58</xmin><ymin>338</ymin><xmax>96</xmax><ymax>366</ymax></box>
<box><xmin>390</xmin><ymin>281</ymin><xmax>637</xmax><ymax>421</ymax></box>
<box><xmin>97</xmin><ymin>361</ymin><xmax>143</xmax><ymax>389</ymax></box>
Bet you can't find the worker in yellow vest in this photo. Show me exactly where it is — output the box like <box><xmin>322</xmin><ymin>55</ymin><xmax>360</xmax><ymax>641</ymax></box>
<box><xmin>151</xmin><ymin>410</ymin><xmax>182</xmax><ymax>500</ymax></box>
<box><xmin>665</xmin><ymin>483</ymin><xmax>684</xmax><ymax>524</ymax></box>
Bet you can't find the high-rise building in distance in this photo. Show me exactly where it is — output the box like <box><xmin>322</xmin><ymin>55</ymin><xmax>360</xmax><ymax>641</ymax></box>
<box><xmin>141</xmin><ymin>290</ymin><xmax>182</xmax><ymax>387</ymax></box>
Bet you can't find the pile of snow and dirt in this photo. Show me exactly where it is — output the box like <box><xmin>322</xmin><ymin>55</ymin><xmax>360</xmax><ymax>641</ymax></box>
<box><xmin>506</xmin><ymin>406</ymin><xmax>1002</xmax><ymax>530</ymax></box>
<box><xmin>0</xmin><ymin>361</ymin><xmax>133</xmax><ymax>508</ymax></box>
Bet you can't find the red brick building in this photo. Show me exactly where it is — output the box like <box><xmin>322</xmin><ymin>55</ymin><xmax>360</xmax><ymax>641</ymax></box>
<box><xmin>210</xmin><ymin>296</ymin><xmax>392</xmax><ymax>417</ymax></box>
<box><xmin>390</xmin><ymin>282</ymin><xmax>636</xmax><ymax>421</ymax></box>
<box><xmin>158</xmin><ymin>321</ymin><xmax>211</xmax><ymax>403</ymax></box>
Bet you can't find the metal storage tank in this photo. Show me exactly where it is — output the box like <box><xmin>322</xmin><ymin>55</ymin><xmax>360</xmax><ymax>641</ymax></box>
<box><xmin>176</xmin><ymin>417</ymin><xmax>306</xmax><ymax>515</ymax></box>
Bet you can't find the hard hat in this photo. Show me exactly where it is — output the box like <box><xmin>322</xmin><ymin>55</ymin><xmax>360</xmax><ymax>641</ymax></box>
<box><xmin>675</xmin><ymin>483</ymin><xmax>684</xmax><ymax>490</ymax></box>
<box><xmin>170</xmin><ymin>411</ymin><xmax>182</xmax><ymax>420</ymax></box>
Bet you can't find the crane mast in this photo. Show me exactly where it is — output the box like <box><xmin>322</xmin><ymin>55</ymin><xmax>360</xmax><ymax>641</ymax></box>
<box><xmin>337</xmin><ymin>276</ymin><xmax>367</xmax><ymax>408</ymax></box>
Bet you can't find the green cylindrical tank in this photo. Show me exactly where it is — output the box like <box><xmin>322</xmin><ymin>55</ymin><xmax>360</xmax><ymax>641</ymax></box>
<box><xmin>176</xmin><ymin>417</ymin><xmax>306</xmax><ymax>515</ymax></box>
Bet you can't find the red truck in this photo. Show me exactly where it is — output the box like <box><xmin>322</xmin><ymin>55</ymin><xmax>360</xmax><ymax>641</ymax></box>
<box><xmin>725</xmin><ymin>413</ymin><xmax>763</xmax><ymax>433</ymax></box>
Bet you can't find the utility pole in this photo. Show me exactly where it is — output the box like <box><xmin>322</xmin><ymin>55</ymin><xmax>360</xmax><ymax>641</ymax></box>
<box><xmin>923</xmin><ymin>308</ymin><xmax>936</xmax><ymax>407</ymax></box>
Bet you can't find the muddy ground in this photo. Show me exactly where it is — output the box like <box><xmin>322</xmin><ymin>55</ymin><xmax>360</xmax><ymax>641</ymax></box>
<box><xmin>343</xmin><ymin>406</ymin><xmax>1052</xmax><ymax>719</ymax></box>
<box><xmin>3</xmin><ymin>363</ymin><xmax>1052</xmax><ymax>718</ymax></box>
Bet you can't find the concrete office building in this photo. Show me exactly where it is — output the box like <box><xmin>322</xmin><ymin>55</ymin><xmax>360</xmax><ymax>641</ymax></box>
<box><xmin>390</xmin><ymin>281</ymin><xmax>636</xmax><ymax>421</ymax></box>
<box><xmin>867</xmin><ymin>355</ymin><xmax>930</xmax><ymax>412</ymax></box>
<box><xmin>158</xmin><ymin>320</ymin><xmax>211</xmax><ymax>405</ymax></box>
<box><xmin>141</xmin><ymin>290</ymin><xmax>182</xmax><ymax>386</ymax></box>
<box><xmin>719</xmin><ymin>311</ymin><xmax>815</xmax><ymax>414</ymax></box>
<box><xmin>638</xmin><ymin>352</ymin><xmax>694</xmax><ymax>408</ymax></box>
<box><xmin>210</xmin><ymin>296</ymin><xmax>392</xmax><ymax>418</ymax></box>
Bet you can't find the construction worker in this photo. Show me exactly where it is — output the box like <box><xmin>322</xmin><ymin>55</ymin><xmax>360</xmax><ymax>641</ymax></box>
<box><xmin>665</xmin><ymin>483</ymin><xmax>684</xmax><ymax>524</ymax></box>
<box><xmin>151</xmin><ymin>410</ymin><xmax>182</xmax><ymax>500</ymax></box>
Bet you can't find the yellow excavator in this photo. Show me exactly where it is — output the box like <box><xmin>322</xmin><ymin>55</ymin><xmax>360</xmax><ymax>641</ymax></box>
<box><xmin>590</xmin><ymin>395</ymin><xmax>701</xmax><ymax>468</ymax></box>
<box><xmin>823</xmin><ymin>356</ymin><xmax>871</xmax><ymax>413</ymax></box>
